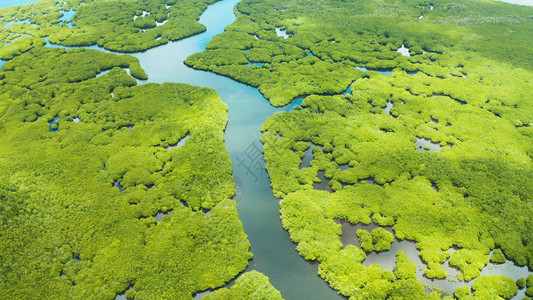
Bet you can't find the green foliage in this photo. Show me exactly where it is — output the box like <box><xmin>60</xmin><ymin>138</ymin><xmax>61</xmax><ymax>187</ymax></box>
<box><xmin>517</xmin><ymin>277</ymin><xmax>526</xmax><ymax>290</ymax></box>
<box><xmin>527</xmin><ymin>274</ymin><xmax>533</xmax><ymax>297</ymax></box>
<box><xmin>261</xmin><ymin>50</ymin><xmax>533</xmax><ymax>288</ymax></box>
<box><xmin>2</xmin><ymin>0</ymin><xmax>532</xmax><ymax>299</ymax></box>
<box><xmin>0</xmin><ymin>0</ymin><xmax>220</xmax><ymax>55</ymax></box>
<box><xmin>372</xmin><ymin>227</ymin><xmax>394</xmax><ymax>252</ymax></box>
<box><xmin>356</xmin><ymin>228</ymin><xmax>394</xmax><ymax>252</ymax></box>
<box><xmin>454</xmin><ymin>286</ymin><xmax>472</xmax><ymax>300</ymax></box>
<box><xmin>357</xmin><ymin>230</ymin><xmax>373</xmax><ymax>252</ymax></box>
<box><xmin>257</xmin><ymin>1</ymin><xmax>533</xmax><ymax>290</ymax></box>
<box><xmin>318</xmin><ymin>245</ymin><xmax>392</xmax><ymax>299</ymax></box>
<box><xmin>125</xmin><ymin>289</ymin><xmax>136</xmax><ymax>299</ymax></box>
<box><xmin>192</xmin><ymin>0</ymin><xmax>533</xmax><ymax>296</ymax></box>
<box><xmin>394</xmin><ymin>250</ymin><xmax>416</xmax><ymax>280</ymax></box>
<box><xmin>186</xmin><ymin>0</ymin><xmax>533</xmax><ymax>107</ymax></box>
<box><xmin>0</xmin><ymin>36</ymin><xmax>45</xmax><ymax>60</ymax></box>
<box><xmin>471</xmin><ymin>275</ymin><xmax>518</xmax><ymax>299</ymax></box>
<box><xmin>1</xmin><ymin>47</ymin><xmax>140</xmax><ymax>87</ymax></box>
<box><xmin>373</xmin><ymin>212</ymin><xmax>394</xmax><ymax>226</ymax></box>
<box><xmin>129</xmin><ymin>61</ymin><xmax>148</xmax><ymax>80</ymax></box>
<box><xmin>454</xmin><ymin>275</ymin><xmax>519</xmax><ymax>299</ymax></box>
<box><xmin>0</xmin><ymin>48</ymin><xmax>255</xmax><ymax>299</ymax></box>
<box><xmin>490</xmin><ymin>248</ymin><xmax>506</xmax><ymax>264</ymax></box>
<box><xmin>449</xmin><ymin>249</ymin><xmax>489</xmax><ymax>281</ymax></box>
<box><xmin>318</xmin><ymin>245</ymin><xmax>438</xmax><ymax>299</ymax></box>
<box><xmin>186</xmin><ymin>53</ymin><xmax>363</xmax><ymax>106</ymax></box>
<box><xmin>202</xmin><ymin>271</ymin><xmax>283</xmax><ymax>300</ymax></box>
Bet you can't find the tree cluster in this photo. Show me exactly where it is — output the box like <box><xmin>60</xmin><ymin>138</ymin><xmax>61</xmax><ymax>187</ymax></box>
<box><xmin>0</xmin><ymin>47</ymin><xmax>255</xmax><ymax>299</ymax></box>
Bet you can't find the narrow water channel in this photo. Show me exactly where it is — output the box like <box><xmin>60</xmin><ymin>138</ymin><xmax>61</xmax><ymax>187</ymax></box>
<box><xmin>2</xmin><ymin>0</ymin><xmax>531</xmax><ymax>299</ymax></box>
<box><xmin>130</xmin><ymin>1</ymin><xmax>346</xmax><ymax>299</ymax></box>
<box><xmin>130</xmin><ymin>1</ymin><xmax>531</xmax><ymax>299</ymax></box>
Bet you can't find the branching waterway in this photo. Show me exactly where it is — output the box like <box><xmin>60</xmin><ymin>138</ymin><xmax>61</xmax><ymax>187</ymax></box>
<box><xmin>129</xmin><ymin>1</ymin><xmax>346</xmax><ymax>298</ymax></box>
<box><xmin>132</xmin><ymin>1</ymin><xmax>532</xmax><ymax>298</ymax></box>
<box><xmin>2</xmin><ymin>0</ymin><xmax>532</xmax><ymax>299</ymax></box>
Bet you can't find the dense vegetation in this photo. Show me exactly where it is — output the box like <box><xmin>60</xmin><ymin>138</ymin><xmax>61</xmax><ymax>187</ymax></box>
<box><xmin>527</xmin><ymin>274</ymin><xmax>533</xmax><ymax>297</ymax></box>
<box><xmin>2</xmin><ymin>0</ymin><xmax>532</xmax><ymax>299</ymax></box>
<box><xmin>0</xmin><ymin>1</ymin><xmax>287</xmax><ymax>299</ymax></box>
<box><xmin>176</xmin><ymin>0</ymin><xmax>533</xmax><ymax>298</ymax></box>
<box><xmin>259</xmin><ymin>74</ymin><xmax>532</xmax><ymax>297</ymax></box>
<box><xmin>202</xmin><ymin>271</ymin><xmax>283</xmax><ymax>300</ymax></box>
<box><xmin>185</xmin><ymin>0</ymin><xmax>533</xmax><ymax>107</ymax></box>
<box><xmin>0</xmin><ymin>0</ymin><xmax>219</xmax><ymax>55</ymax></box>
<box><xmin>0</xmin><ymin>47</ymin><xmax>256</xmax><ymax>299</ymax></box>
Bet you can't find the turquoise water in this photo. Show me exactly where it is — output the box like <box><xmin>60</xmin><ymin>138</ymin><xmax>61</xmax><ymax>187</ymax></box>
<box><xmin>1</xmin><ymin>0</ymin><xmax>531</xmax><ymax>299</ymax></box>
<box><xmin>49</xmin><ymin>116</ymin><xmax>59</xmax><ymax>132</ymax></box>
<box><xmin>0</xmin><ymin>0</ymin><xmax>39</xmax><ymax>8</ymax></box>
<box><xmin>127</xmin><ymin>1</ymin><xmax>533</xmax><ymax>298</ymax></box>
<box><xmin>59</xmin><ymin>9</ymin><xmax>75</xmax><ymax>22</ymax></box>
<box><xmin>131</xmin><ymin>1</ymin><xmax>346</xmax><ymax>298</ymax></box>
<box><xmin>247</xmin><ymin>62</ymin><xmax>263</xmax><ymax>67</ymax></box>
<box><xmin>3</xmin><ymin>19</ymin><xmax>32</xmax><ymax>27</ymax></box>
<box><xmin>59</xmin><ymin>8</ymin><xmax>75</xmax><ymax>28</ymax></box>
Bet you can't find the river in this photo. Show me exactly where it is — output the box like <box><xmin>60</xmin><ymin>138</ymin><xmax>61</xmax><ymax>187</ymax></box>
<box><xmin>2</xmin><ymin>0</ymin><xmax>532</xmax><ymax>299</ymax></box>
<box><xmin>130</xmin><ymin>1</ymin><xmax>346</xmax><ymax>298</ymax></box>
<box><xmin>130</xmin><ymin>2</ymin><xmax>530</xmax><ymax>299</ymax></box>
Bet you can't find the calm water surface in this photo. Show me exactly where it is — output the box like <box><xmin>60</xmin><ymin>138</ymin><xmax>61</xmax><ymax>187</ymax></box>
<box><xmin>131</xmin><ymin>1</ymin><xmax>346</xmax><ymax>299</ymax></box>
<box><xmin>131</xmin><ymin>1</ymin><xmax>532</xmax><ymax>298</ymax></box>
<box><xmin>1</xmin><ymin>0</ymin><xmax>531</xmax><ymax>299</ymax></box>
<box><xmin>0</xmin><ymin>0</ymin><xmax>39</xmax><ymax>8</ymax></box>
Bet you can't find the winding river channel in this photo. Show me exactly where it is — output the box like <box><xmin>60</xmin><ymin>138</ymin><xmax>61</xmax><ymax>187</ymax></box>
<box><xmin>130</xmin><ymin>0</ymin><xmax>345</xmax><ymax>298</ymax></box>
<box><xmin>130</xmin><ymin>1</ymin><xmax>531</xmax><ymax>299</ymax></box>
<box><xmin>129</xmin><ymin>1</ymin><xmax>346</xmax><ymax>298</ymax></box>
<box><xmin>2</xmin><ymin>0</ymin><xmax>532</xmax><ymax>299</ymax></box>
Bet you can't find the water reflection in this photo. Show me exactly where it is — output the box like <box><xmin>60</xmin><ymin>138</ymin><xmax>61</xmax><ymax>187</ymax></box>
<box><xmin>415</xmin><ymin>138</ymin><xmax>442</xmax><ymax>152</ymax></box>
<box><xmin>131</xmin><ymin>1</ymin><xmax>346</xmax><ymax>298</ymax></box>
<box><xmin>275</xmin><ymin>27</ymin><xmax>289</xmax><ymax>39</ymax></box>
<box><xmin>166</xmin><ymin>133</ymin><xmax>190</xmax><ymax>151</ymax></box>
<box><xmin>397</xmin><ymin>44</ymin><xmax>411</xmax><ymax>57</ymax></box>
<box><xmin>49</xmin><ymin>116</ymin><xmax>60</xmax><ymax>132</ymax></box>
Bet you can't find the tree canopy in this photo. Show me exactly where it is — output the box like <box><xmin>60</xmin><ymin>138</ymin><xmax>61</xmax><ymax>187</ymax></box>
<box><xmin>223</xmin><ymin>0</ymin><xmax>533</xmax><ymax>298</ymax></box>
<box><xmin>0</xmin><ymin>0</ymin><xmax>220</xmax><ymax>55</ymax></box>
<box><xmin>0</xmin><ymin>47</ymin><xmax>255</xmax><ymax>299</ymax></box>
<box><xmin>202</xmin><ymin>271</ymin><xmax>283</xmax><ymax>300</ymax></box>
<box><xmin>186</xmin><ymin>0</ymin><xmax>533</xmax><ymax>108</ymax></box>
